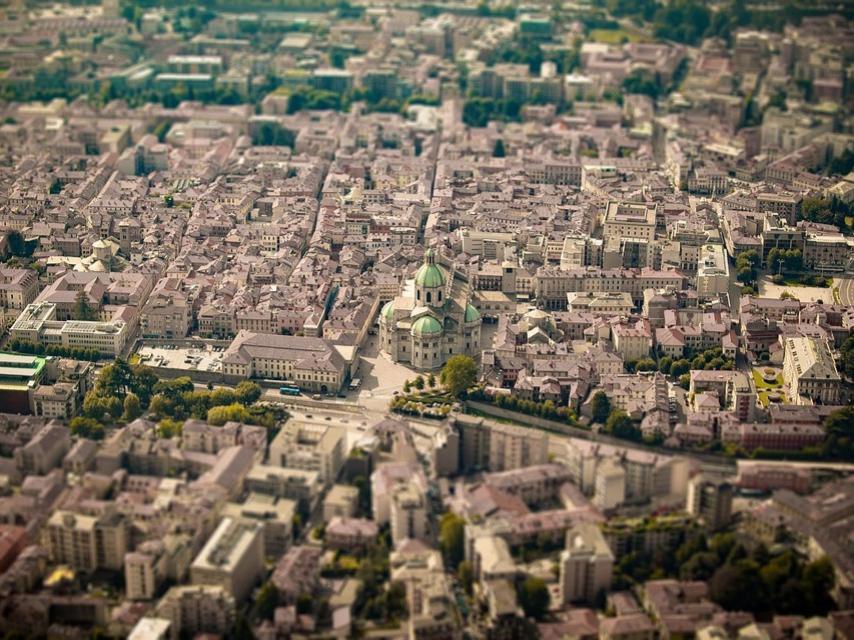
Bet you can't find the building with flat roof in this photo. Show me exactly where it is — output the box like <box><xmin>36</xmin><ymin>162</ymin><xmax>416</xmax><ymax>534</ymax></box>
<box><xmin>696</xmin><ymin>244</ymin><xmax>729</xmax><ymax>299</ymax></box>
<box><xmin>560</xmin><ymin>522</ymin><xmax>614</xmax><ymax>605</ymax></box>
<box><xmin>190</xmin><ymin>517</ymin><xmax>264</xmax><ymax>603</ymax></box>
<box><xmin>10</xmin><ymin>302</ymin><xmax>133</xmax><ymax>356</ymax></box>
<box><xmin>269</xmin><ymin>419</ymin><xmax>346</xmax><ymax>486</ymax></box>
<box><xmin>156</xmin><ymin>585</ymin><xmax>235</xmax><ymax>640</ymax></box>
<box><xmin>0</xmin><ymin>352</ymin><xmax>47</xmax><ymax>414</ymax></box>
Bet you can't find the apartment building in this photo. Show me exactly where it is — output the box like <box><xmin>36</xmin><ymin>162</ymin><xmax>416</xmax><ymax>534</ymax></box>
<box><xmin>43</xmin><ymin>509</ymin><xmax>128</xmax><ymax>572</ymax></box>
<box><xmin>452</xmin><ymin>414</ymin><xmax>550</xmax><ymax>473</ymax></box>
<box><xmin>156</xmin><ymin>585</ymin><xmax>236</xmax><ymax>640</ymax></box>
<box><xmin>190</xmin><ymin>517</ymin><xmax>264</xmax><ymax>603</ymax></box>
<box><xmin>390</xmin><ymin>481</ymin><xmax>428</xmax><ymax>546</ymax></box>
<box><xmin>269</xmin><ymin>420</ymin><xmax>346</xmax><ymax>485</ymax></box>
<box><xmin>696</xmin><ymin>244</ymin><xmax>729</xmax><ymax>299</ymax></box>
<box><xmin>560</xmin><ymin>523</ymin><xmax>614</xmax><ymax>605</ymax></box>
<box><xmin>0</xmin><ymin>267</ymin><xmax>39</xmax><ymax>311</ymax></box>
<box><xmin>686</xmin><ymin>474</ymin><xmax>734</xmax><ymax>531</ymax></box>
<box><xmin>803</xmin><ymin>233</ymin><xmax>852</xmax><ymax>272</ymax></box>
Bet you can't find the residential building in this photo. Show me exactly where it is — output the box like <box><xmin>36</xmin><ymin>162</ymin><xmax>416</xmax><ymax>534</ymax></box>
<box><xmin>190</xmin><ymin>517</ymin><xmax>264</xmax><ymax>603</ymax></box>
<box><xmin>559</xmin><ymin>523</ymin><xmax>614</xmax><ymax>605</ymax></box>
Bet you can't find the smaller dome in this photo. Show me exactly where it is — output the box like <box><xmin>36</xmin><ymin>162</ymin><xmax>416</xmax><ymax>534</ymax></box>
<box><xmin>464</xmin><ymin>303</ymin><xmax>481</xmax><ymax>323</ymax></box>
<box><xmin>381</xmin><ymin>301</ymin><xmax>394</xmax><ymax>322</ymax></box>
<box><xmin>411</xmin><ymin>315</ymin><xmax>443</xmax><ymax>337</ymax></box>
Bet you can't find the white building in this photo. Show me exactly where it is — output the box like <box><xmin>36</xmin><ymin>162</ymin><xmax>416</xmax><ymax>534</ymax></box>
<box><xmin>560</xmin><ymin>523</ymin><xmax>614</xmax><ymax>605</ymax></box>
<box><xmin>594</xmin><ymin>459</ymin><xmax>626</xmax><ymax>511</ymax></box>
<box><xmin>190</xmin><ymin>517</ymin><xmax>264</xmax><ymax>603</ymax></box>
<box><xmin>696</xmin><ymin>244</ymin><xmax>729</xmax><ymax>300</ymax></box>
<box><xmin>390</xmin><ymin>481</ymin><xmax>428</xmax><ymax>546</ymax></box>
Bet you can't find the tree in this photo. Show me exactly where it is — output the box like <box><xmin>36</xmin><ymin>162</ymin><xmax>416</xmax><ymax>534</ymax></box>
<box><xmin>635</xmin><ymin>358</ymin><xmax>657</xmax><ymax>372</ymax></box>
<box><xmin>98</xmin><ymin>359</ymin><xmax>134</xmax><ymax>399</ymax></box>
<box><xmin>427</xmin><ymin>373</ymin><xmax>436</xmax><ymax>388</ymax></box>
<box><xmin>234</xmin><ymin>380</ymin><xmax>262</xmax><ymax>404</ymax></box>
<box><xmin>669</xmin><ymin>359</ymin><xmax>691</xmax><ymax>377</ymax></box>
<box><xmin>518</xmin><ymin>576</ymin><xmax>550</xmax><ymax>619</ymax></box>
<box><xmin>658</xmin><ymin>356</ymin><xmax>673</xmax><ymax>374</ymax></box>
<box><xmin>493</xmin><ymin>138</ymin><xmax>506</xmax><ymax>158</ymax></box>
<box><xmin>207</xmin><ymin>402</ymin><xmax>251</xmax><ymax>426</ymax></box>
<box><xmin>122</xmin><ymin>393</ymin><xmax>141</xmax><ymax>422</ymax></box>
<box><xmin>439</xmin><ymin>512</ymin><xmax>465</xmax><ymax>569</ymax></box>
<box><xmin>70</xmin><ymin>417</ymin><xmax>105</xmax><ymax>440</ymax></box>
<box><xmin>440</xmin><ymin>355</ymin><xmax>478</xmax><ymax>398</ymax></box>
<box><xmin>403</xmin><ymin>379</ymin><xmax>412</xmax><ymax>393</ymax></box>
<box><xmin>458</xmin><ymin>560</ymin><xmax>474</xmax><ymax>595</ymax></box>
<box><xmin>157</xmin><ymin>418</ymin><xmax>183</xmax><ymax>439</ymax></box>
<box><xmin>252</xmin><ymin>582</ymin><xmax>279</xmax><ymax>621</ymax></box>
<box><xmin>591</xmin><ymin>391</ymin><xmax>611</xmax><ymax>423</ymax></box>
<box><xmin>710</xmin><ymin>560</ymin><xmax>766</xmax><ymax>612</ymax></box>
<box><xmin>822</xmin><ymin>406</ymin><xmax>854</xmax><ymax>460</ymax></box>
<box><xmin>735</xmin><ymin>249</ymin><xmax>760</xmax><ymax>286</ymax></box>
<box><xmin>74</xmin><ymin>289</ymin><xmax>96</xmax><ymax>321</ymax></box>
<box><xmin>414</xmin><ymin>375</ymin><xmax>425</xmax><ymax>390</ymax></box>
<box><xmin>604</xmin><ymin>409</ymin><xmax>639</xmax><ymax>441</ymax></box>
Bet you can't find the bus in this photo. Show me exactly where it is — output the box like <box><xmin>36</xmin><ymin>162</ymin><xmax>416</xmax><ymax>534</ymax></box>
<box><xmin>279</xmin><ymin>385</ymin><xmax>300</xmax><ymax>396</ymax></box>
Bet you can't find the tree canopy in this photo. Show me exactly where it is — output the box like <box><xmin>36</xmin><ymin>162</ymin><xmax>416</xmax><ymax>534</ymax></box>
<box><xmin>440</xmin><ymin>355</ymin><xmax>478</xmax><ymax>398</ymax></box>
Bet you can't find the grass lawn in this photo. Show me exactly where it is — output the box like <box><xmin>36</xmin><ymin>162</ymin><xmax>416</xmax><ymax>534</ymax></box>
<box><xmin>590</xmin><ymin>28</ymin><xmax>643</xmax><ymax>44</ymax></box>
<box><xmin>779</xmin><ymin>274</ymin><xmax>833</xmax><ymax>288</ymax></box>
<box><xmin>751</xmin><ymin>367</ymin><xmax>787</xmax><ymax>407</ymax></box>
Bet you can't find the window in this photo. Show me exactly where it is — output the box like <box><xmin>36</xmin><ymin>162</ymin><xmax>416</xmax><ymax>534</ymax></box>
<box><xmin>426</xmin><ymin>292</ymin><xmax>432</xmax><ymax>303</ymax></box>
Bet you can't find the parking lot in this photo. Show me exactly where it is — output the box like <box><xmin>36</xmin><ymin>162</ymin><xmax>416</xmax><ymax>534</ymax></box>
<box><xmin>137</xmin><ymin>344</ymin><xmax>225</xmax><ymax>374</ymax></box>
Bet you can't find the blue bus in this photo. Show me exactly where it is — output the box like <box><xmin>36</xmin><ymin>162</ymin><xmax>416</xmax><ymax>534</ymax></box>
<box><xmin>279</xmin><ymin>386</ymin><xmax>300</xmax><ymax>396</ymax></box>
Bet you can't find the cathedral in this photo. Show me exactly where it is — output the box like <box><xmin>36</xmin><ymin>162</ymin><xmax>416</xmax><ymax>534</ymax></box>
<box><xmin>379</xmin><ymin>249</ymin><xmax>482</xmax><ymax>370</ymax></box>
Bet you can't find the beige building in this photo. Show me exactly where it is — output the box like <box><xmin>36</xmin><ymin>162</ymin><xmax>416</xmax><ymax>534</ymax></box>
<box><xmin>221</xmin><ymin>493</ymin><xmax>295</xmax><ymax>559</ymax></box>
<box><xmin>612</xmin><ymin>322</ymin><xmax>652</xmax><ymax>362</ymax></box>
<box><xmin>566</xmin><ymin>291</ymin><xmax>634</xmax><ymax>315</ymax></box>
<box><xmin>453</xmin><ymin>414</ymin><xmax>550</xmax><ymax>473</ymax></box>
<box><xmin>603</xmin><ymin>201</ymin><xmax>657</xmax><ymax>243</ymax></box>
<box><xmin>323</xmin><ymin>484</ymin><xmax>360</xmax><ymax>520</ymax></box>
<box><xmin>43</xmin><ymin>509</ymin><xmax>128</xmax><ymax>572</ymax></box>
<box><xmin>560</xmin><ymin>523</ymin><xmax>614</xmax><ymax>605</ymax></box>
<box><xmin>156</xmin><ymin>585</ymin><xmax>236</xmax><ymax>640</ymax></box>
<box><xmin>269</xmin><ymin>419</ymin><xmax>346</xmax><ymax>485</ymax></box>
<box><xmin>594</xmin><ymin>459</ymin><xmax>626</xmax><ymax>510</ymax></box>
<box><xmin>783</xmin><ymin>336</ymin><xmax>841</xmax><ymax>405</ymax></box>
<box><xmin>190</xmin><ymin>517</ymin><xmax>264</xmax><ymax>603</ymax></box>
<box><xmin>222</xmin><ymin>331</ymin><xmax>347</xmax><ymax>393</ymax></box>
<box><xmin>244</xmin><ymin>464</ymin><xmax>320</xmax><ymax>506</ymax></box>
<box><xmin>696</xmin><ymin>244</ymin><xmax>730</xmax><ymax>299</ymax></box>
<box><xmin>0</xmin><ymin>267</ymin><xmax>39</xmax><ymax>311</ymax></box>
<box><xmin>390</xmin><ymin>481</ymin><xmax>428</xmax><ymax>546</ymax></box>
<box><xmin>803</xmin><ymin>234</ymin><xmax>852</xmax><ymax>273</ymax></box>
<box><xmin>140</xmin><ymin>290</ymin><xmax>191</xmax><ymax>339</ymax></box>
<box><xmin>11</xmin><ymin>302</ymin><xmax>135</xmax><ymax>356</ymax></box>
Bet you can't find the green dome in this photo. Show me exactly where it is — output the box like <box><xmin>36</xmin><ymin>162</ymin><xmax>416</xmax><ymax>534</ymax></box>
<box><xmin>414</xmin><ymin>248</ymin><xmax>445</xmax><ymax>289</ymax></box>
<box><xmin>415</xmin><ymin>263</ymin><xmax>445</xmax><ymax>288</ymax></box>
<box><xmin>381</xmin><ymin>301</ymin><xmax>394</xmax><ymax>322</ymax></box>
<box><xmin>411</xmin><ymin>315</ymin><xmax>443</xmax><ymax>337</ymax></box>
<box><xmin>464</xmin><ymin>303</ymin><xmax>481</xmax><ymax>323</ymax></box>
